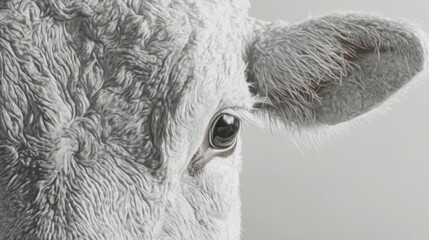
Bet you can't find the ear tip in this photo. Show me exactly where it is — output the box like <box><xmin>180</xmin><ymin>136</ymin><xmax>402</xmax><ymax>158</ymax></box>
<box><xmin>396</xmin><ymin>20</ymin><xmax>428</xmax><ymax>74</ymax></box>
<box><xmin>412</xmin><ymin>27</ymin><xmax>429</xmax><ymax>72</ymax></box>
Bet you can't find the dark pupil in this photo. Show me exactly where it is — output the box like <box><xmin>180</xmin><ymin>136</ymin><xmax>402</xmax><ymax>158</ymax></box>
<box><xmin>212</xmin><ymin>114</ymin><xmax>240</xmax><ymax>148</ymax></box>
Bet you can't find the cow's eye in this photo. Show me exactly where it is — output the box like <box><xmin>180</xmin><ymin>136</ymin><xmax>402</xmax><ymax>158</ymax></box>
<box><xmin>209</xmin><ymin>113</ymin><xmax>240</xmax><ymax>149</ymax></box>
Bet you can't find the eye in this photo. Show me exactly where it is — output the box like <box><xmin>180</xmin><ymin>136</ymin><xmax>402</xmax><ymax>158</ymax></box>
<box><xmin>209</xmin><ymin>113</ymin><xmax>240</xmax><ymax>149</ymax></box>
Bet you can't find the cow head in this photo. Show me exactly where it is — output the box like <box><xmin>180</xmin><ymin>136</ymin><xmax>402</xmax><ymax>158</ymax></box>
<box><xmin>0</xmin><ymin>0</ymin><xmax>426</xmax><ymax>239</ymax></box>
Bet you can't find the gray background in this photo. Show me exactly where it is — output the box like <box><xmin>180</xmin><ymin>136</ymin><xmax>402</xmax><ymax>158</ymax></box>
<box><xmin>240</xmin><ymin>1</ymin><xmax>429</xmax><ymax>240</ymax></box>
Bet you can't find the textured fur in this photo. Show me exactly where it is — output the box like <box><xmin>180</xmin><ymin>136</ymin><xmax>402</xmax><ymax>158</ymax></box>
<box><xmin>0</xmin><ymin>0</ymin><xmax>426</xmax><ymax>239</ymax></box>
<box><xmin>247</xmin><ymin>14</ymin><xmax>427</xmax><ymax>129</ymax></box>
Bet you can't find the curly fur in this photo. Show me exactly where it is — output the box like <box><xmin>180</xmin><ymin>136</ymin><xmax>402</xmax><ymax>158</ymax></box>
<box><xmin>0</xmin><ymin>0</ymin><xmax>426</xmax><ymax>239</ymax></box>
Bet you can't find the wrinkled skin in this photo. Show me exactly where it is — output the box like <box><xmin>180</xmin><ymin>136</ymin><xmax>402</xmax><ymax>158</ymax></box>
<box><xmin>0</xmin><ymin>0</ymin><xmax>427</xmax><ymax>239</ymax></box>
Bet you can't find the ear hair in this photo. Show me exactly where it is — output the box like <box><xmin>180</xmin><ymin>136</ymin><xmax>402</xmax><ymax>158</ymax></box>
<box><xmin>246</xmin><ymin>13</ymin><xmax>427</xmax><ymax>130</ymax></box>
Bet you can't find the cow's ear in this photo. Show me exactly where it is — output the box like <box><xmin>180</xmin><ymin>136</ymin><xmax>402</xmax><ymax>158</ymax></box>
<box><xmin>246</xmin><ymin>13</ymin><xmax>428</xmax><ymax>129</ymax></box>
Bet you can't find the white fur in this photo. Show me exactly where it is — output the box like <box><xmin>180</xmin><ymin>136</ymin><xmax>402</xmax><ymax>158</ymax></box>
<box><xmin>0</xmin><ymin>0</ymin><xmax>427</xmax><ymax>239</ymax></box>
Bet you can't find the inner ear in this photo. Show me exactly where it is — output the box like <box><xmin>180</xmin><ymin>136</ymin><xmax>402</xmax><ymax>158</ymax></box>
<box><xmin>309</xmin><ymin>79</ymin><xmax>329</xmax><ymax>95</ymax></box>
<box><xmin>310</xmin><ymin>38</ymin><xmax>376</xmax><ymax>95</ymax></box>
<box><xmin>340</xmin><ymin>38</ymin><xmax>376</xmax><ymax>61</ymax></box>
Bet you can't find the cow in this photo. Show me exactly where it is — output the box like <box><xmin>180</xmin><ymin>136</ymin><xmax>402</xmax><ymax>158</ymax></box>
<box><xmin>0</xmin><ymin>0</ymin><xmax>427</xmax><ymax>239</ymax></box>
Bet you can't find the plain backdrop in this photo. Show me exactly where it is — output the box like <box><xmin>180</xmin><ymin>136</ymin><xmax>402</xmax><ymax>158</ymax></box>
<box><xmin>240</xmin><ymin>1</ymin><xmax>429</xmax><ymax>240</ymax></box>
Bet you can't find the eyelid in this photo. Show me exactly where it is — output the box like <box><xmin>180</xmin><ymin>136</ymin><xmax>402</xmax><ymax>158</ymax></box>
<box><xmin>219</xmin><ymin>108</ymin><xmax>263</xmax><ymax>128</ymax></box>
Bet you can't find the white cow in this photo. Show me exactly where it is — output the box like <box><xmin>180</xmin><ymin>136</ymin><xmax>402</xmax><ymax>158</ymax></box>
<box><xmin>0</xmin><ymin>0</ymin><xmax>427</xmax><ymax>239</ymax></box>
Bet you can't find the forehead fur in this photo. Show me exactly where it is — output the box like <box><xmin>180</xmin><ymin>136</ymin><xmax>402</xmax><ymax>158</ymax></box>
<box><xmin>0</xmin><ymin>0</ymin><xmax>253</xmax><ymax>238</ymax></box>
<box><xmin>0</xmin><ymin>0</ymin><xmax>251</xmax><ymax>166</ymax></box>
